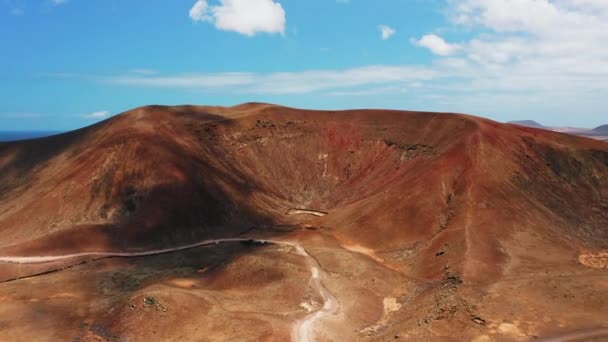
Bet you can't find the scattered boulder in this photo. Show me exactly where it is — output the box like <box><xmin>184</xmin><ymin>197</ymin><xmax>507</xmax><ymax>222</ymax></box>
<box><xmin>578</xmin><ymin>252</ymin><xmax>608</xmax><ymax>269</ymax></box>
<box><xmin>142</xmin><ymin>296</ymin><xmax>168</xmax><ymax>312</ymax></box>
<box><xmin>256</xmin><ymin>119</ymin><xmax>275</xmax><ymax>129</ymax></box>
<box><xmin>471</xmin><ymin>316</ymin><xmax>487</xmax><ymax>325</ymax></box>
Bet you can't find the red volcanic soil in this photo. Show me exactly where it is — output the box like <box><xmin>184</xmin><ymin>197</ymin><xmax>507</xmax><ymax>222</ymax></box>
<box><xmin>0</xmin><ymin>103</ymin><xmax>607</xmax><ymax>341</ymax></box>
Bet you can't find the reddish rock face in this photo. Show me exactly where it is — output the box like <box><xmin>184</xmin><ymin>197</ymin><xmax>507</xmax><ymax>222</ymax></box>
<box><xmin>0</xmin><ymin>103</ymin><xmax>606</xmax><ymax>341</ymax></box>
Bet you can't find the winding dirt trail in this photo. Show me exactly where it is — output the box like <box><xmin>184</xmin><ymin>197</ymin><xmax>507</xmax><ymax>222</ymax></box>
<box><xmin>292</xmin><ymin>245</ymin><xmax>339</xmax><ymax>342</ymax></box>
<box><xmin>0</xmin><ymin>237</ymin><xmax>337</xmax><ymax>342</ymax></box>
<box><xmin>0</xmin><ymin>238</ymin><xmax>274</xmax><ymax>264</ymax></box>
<box><xmin>537</xmin><ymin>327</ymin><xmax>608</xmax><ymax>342</ymax></box>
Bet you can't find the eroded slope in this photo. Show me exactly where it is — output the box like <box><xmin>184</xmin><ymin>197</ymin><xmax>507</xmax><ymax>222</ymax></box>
<box><xmin>0</xmin><ymin>103</ymin><xmax>607</xmax><ymax>341</ymax></box>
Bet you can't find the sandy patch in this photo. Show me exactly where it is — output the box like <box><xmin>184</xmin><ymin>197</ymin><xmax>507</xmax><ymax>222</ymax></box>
<box><xmin>299</xmin><ymin>301</ymin><xmax>319</xmax><ymax>313</ymax></box>
<box><xmin>498</xmin><ymin>323</ymin><xmax>525</xmax><ymax>339</ymax></box>
<box><xmin>168</xmin><ymin>278</ymin><xmax>198</xmax><ymax>288</ymax></box>
<box><xmin>382</xmin><ymin>297</ymin><xmax>402</xmax><ymax>317</ymax></box>
<box><xmin>359</xmin><ymin>297</ymin><xmax>403</xmax><ymax>336</ymax></box>
<box><xmin>579</xmin><ymin>252</ymin><xmax>608</xmax><ymax>269</ymax></box>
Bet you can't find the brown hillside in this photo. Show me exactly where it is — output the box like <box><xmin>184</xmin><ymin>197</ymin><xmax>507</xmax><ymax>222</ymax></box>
<box><xmin>0</xmin><ymin>104</ymin><xmax>607</xmax><ymax>341</ymax></box>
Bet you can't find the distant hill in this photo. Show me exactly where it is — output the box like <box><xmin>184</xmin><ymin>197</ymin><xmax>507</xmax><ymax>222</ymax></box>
<box><xmin>508</xmin><ymin>120</ymin><xmax>544</xmax><ymax>128</ymax></box>
<box><xmin>590</xmin><ymin>124</ymin><xmax>608</xmax><ymax>135</ymax></box>
<box><xmin>506</xmin><ymin>121</ymin><xmax>608</xmax><ymax>142</ymax></box>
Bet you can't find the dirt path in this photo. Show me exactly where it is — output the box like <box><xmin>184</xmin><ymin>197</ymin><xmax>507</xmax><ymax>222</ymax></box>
<box><xmin>286</xmin><ymin>208</ymin><xmax>328</xmax><ymax>217</ymax></box>
<box><xmin>0</xmin><ymin>238</ymin><xmax>272</xmax><ymax>264</ymax></box>
<box><xmin>0</xmin><ymin>238</ymin><xmax>337</xmax><ymax>342</ymax></box>
<box><xmin>537</xmin><ymin>327</ymin><xmax>608</xmax><ymax>342</ymax></box>
<box><xmin>292</xmin><ymin>245</ymin><xmax>339</xmax><ymax>342</ymax></box>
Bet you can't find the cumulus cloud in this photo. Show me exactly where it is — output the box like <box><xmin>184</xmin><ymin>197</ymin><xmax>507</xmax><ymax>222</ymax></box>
<box><xmin>189</xmin><ymin>0</ymin><xmax>286</xmax><ymax>36</ymax></box>
<box><xmin>378</xmin><ymin>25</ymin><xmax>395</xmax><ymax>40</ymax></box>
<box><xmin>413</xmin><ymin>34</ymin><xmax>460</xmax><ymax>56</ymax></box>
<box><xmin>407</xmin><ymin>0</ymin><xmax>608</xmax><ymax>95</ymax></box>
<box><xmin>82</xmin><ymin>110</ymin><xmax>111</xmax><ymax>119</ymax></box>
<box><xmin>437</xmin><ymin>0</ymin><xmax>608</xmax><ymax>67</ymax></box>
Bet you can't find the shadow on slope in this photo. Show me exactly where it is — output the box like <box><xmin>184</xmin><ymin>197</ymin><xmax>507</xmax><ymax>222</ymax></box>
<box><xmin>0</xmin><ymin>105</ymin><xmax>294</xmax><ymax>280</ymax></box>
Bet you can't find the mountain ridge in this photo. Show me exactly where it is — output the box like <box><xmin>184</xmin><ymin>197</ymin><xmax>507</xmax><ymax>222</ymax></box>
<box><xmin>0</xmin><ymin>103</ymin><xmax>607</xmax><ymax>341</ymax></box>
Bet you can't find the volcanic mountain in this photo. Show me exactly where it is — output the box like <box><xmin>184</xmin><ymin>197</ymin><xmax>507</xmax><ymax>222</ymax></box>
<box><xmin>0</xmin><ymin>104</ymin><xmax>607</xmax><ymax>341</ymax></box>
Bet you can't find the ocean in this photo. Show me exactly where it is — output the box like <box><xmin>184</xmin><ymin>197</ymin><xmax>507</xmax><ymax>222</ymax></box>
<box><xmin>0</xmin><ymin>131</ymin><xmax>64</xmax><ymax>142</ymax></box>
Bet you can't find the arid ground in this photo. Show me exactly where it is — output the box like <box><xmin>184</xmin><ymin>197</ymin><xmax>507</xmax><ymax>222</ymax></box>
<box><xmin>0</xmin><ymin>103</ymin><xmax>607</xmax><ymax>341</ymax></box>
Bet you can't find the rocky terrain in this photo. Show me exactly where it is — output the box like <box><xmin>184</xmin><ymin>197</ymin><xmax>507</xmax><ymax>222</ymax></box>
<box><xmin>0</xmin><ymin>103</ymin><xmax>607</xmax><ymax>341</ymax></box>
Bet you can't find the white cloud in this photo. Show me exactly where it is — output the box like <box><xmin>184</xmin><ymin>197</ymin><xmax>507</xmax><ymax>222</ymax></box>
<box><xmin>189</xmin><ymin>0</ymin><xmax>211</xmax><ymax>22</ymax></box>
<box><xmin>329</xmin><ymin>86</ymin><xmax>408</xmax><ymax>96</ymax></box>
<box><xmin>189</xmin><ymin>0</ymin><xmax>286</xmax><ymax>36</ymax></box>
<box><xmin>413</xmin><ymin>34</ymin><xmax>460</xmax><ymax>56</ymax></box>
<box><xmin>378</xmin><ymin>25</ymin><xmax>395</xmax><ymax>40</ymax></box>
<box><xmin>111</xmin><ymin>72</ymin><xmax>256</xmax><ymax>89</ymax></box>
<box><xmin>405</xmin><ymin>0</ymin><xmax>608</xmax><ymax>97</ymax></box>
<box><xmin>45</xmin><ymin>0</ymin><xmax>608</xmax><ymax>126</ymax></box>
<box><xmin>82</xmin><ymin>111</ymin><xmax>111</xmax><ymax>119</ymax></box>
<box><xmin>440</xmin><ymin>0</ymin><xmax>608</xmax><ymax>66</ymax></box>
<box><xmin>106</xmin><ymin>66</ymin><xmax>436</xmax><ymax>95</ymax></box>
<box><xmin>129</xmin><ymin>68</ymin><xmax>158</xmax><ymax>75</ymax></box>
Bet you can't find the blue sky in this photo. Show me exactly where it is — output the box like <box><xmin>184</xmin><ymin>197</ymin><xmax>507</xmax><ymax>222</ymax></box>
<box><xmin>1</xmin><ymin>0</ymin><xmax>607</xmax><ymax>130</ymax></box>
